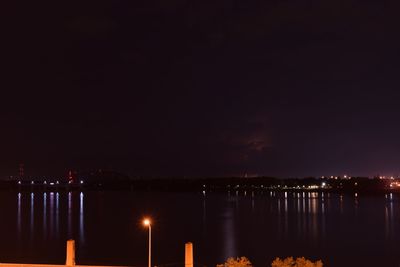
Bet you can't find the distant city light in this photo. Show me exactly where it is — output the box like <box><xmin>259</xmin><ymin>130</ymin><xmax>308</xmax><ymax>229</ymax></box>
<box><xmin>390</xmin><ymin>182</ymin><xmax>400</xmax><ymax>188</ymax></box>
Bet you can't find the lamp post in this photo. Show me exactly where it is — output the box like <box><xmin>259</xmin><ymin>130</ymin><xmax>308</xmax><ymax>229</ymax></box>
<box><xmin>143</xmin><ymin>218</ymin><xmax>151</xmax><ymax>267</ymax></box>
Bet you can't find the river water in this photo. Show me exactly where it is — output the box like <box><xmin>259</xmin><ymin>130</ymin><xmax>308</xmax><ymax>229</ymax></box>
<box><xmin>0</xmin><ymin>191</ymin><xmax>399</xmax><ymax>267</ymax></box>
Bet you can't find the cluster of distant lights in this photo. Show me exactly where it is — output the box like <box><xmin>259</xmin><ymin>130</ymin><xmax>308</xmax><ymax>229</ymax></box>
<box><xmin>222</xmin><ymin>183</ymin><xmax>330</xmax><ymax>190</ymax></box>
<box><xmin>322</xmin><ymin>175</ymin><xmax>397</xmax><ymax>180</ymax></box>
<box><xmin>17</xmin><ymin>180</ymin><xmax>84</xmax><ymax>185</ymax></box>
<box><xmin>207</xmin><ymin>176</ymin><xmax>400</xmax><ymax>192</ymax></box>
<box><xmin>322</xmin><ymin>175</ymin><xmax>351</xmax><ymax>179</ymax></box>
<box><xmin>379</xmin><ymin>176</ymin><xmax>396</xmax><ymax>180</ymax></box>
<box><xmin>390</xmin><ymin>181</ymin><xmax>400</xmax><ymax>188</ymax></box>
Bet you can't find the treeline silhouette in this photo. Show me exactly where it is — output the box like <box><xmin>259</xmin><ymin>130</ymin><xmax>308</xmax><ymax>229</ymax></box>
<box><xmin>0</xmin><ymin>172</ymin><xmax>396</xmax><ymax>193</ymax></box>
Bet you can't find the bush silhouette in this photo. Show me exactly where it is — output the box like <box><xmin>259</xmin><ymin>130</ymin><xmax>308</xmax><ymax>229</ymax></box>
<box><xmin>217</xmin><ymin>257</ymin><xmax>252</xmax><ymax>267</ymax></box>
<box><xmin>271</xmin><ymin>257</ymin><xmax>323</xmax><ymax>267</ymax></box>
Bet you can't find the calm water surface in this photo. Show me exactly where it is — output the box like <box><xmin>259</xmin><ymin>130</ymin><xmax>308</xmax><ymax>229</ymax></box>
<box><xmin>0</xmin><ymin>191</ymin><xmax>399</xmax><ymax>267</ymax></box>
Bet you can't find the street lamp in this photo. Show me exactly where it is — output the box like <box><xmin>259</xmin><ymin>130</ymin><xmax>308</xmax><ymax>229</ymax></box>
<box><xmin>143</xmin><ymin>218</ymin><xmax>152</xmax><ymax>267</ymax></box>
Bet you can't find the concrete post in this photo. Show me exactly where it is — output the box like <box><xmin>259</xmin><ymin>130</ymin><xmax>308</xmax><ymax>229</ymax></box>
<box><xmin>66</xmin><ymin>239</ymin><xmax>76</xmax><ymax>266</ymax></box>
<box><xmin>185</xmin><ymin>242</ymin><xmax>193</xmax><ymax>267</ymax></box>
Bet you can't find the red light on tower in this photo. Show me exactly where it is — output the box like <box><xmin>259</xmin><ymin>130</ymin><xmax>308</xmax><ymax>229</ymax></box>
<box><xmin>68</xmin><ymin>170</ymin><xmax>74</xmax><ymax>184</ymax></box>
<box><xmin>19</xmin><ymin>163</ymin><xmax>24</xmax><ymax>179</ymax></box>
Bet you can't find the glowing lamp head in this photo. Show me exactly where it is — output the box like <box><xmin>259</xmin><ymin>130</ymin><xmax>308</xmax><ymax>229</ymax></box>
<box><xmin>143</xmin><ymin>218</ymin><xmax>151</xmax><ymax>227</ymax></box>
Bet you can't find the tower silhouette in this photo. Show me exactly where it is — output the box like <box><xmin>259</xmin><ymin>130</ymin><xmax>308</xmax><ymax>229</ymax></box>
<box><xmin>19</xmin><ymin>163</ymin><xmax>24</xmax><ymax>179</ymax></box>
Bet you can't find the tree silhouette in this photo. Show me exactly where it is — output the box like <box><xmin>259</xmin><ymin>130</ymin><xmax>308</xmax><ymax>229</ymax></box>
<box><xmin>217</xmin><ymin>257</ymin><xmax>252</xmax><ymax>267</ymax></box>
<box><xmin>271</xmin><ymin>257</ymin><xmax>323</xmax><ymax>267</ymax></box>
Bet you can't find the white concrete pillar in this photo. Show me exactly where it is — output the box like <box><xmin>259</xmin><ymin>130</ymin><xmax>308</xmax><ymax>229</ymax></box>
<box><xmin>66</xmin><ymin>239</ymin><xmax>76</xmax><ymax>266</ymax></box>
<box><xmin>185</xmin><ymin>242</ymin><xmax>193</xmax><ymax>267</ymax></box>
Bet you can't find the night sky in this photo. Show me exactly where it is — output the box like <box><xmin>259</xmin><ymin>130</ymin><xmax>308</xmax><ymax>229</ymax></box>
<box><xmin>4</xmin><ymin>0</ymin><xmax>400</xmax><ymax>178</ymax></box>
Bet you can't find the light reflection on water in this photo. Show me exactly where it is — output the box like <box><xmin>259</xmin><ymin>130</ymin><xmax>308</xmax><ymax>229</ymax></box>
<box><xmin>17</xmin><ymin>192</ymin><xmax>21</xmax><ymax>239</ymax></box>
<box><xmin>5</xmin><ymin>191</ymin><xmax>400</xmax><ymax>267</ymax></box>
<box><xmin>16</xmin><ymin>192</ymin><xmax>395</xmax><ymax>242</ymax></box>
<box><xmin>16</xmin><ymin>192</ymin><xmax>85</xmax><ymax>242</ymax></box>
<box><xmin>79</xmin><ymin>192</ymin><xmax>84</xmax><ymax>244</ymax></box>
<box><xmin>385</xmin><ymin>194</ymin><xmax>394</xmax><ymax>240</ymax></box>
<box><xmin>50</xmin><ymin>192</ymin><xmax>54</xmax><ymax>238</ymax></box>
<box><xmin>222</xmin><ymin>198</ymin><xmax>236</xmax><ymax>260</ymax></box>
<box><xmin>56</xmin><ymin>192</ymin><xmax>60</xmax><ymax>239</ymax></box>
<box><xmin>43</xmin><ymin>192</ymin><xmax>47</xmax><ymax>240</ymax></box>
<box><xmin>252</xmin><ymin>191</ymin><xmax>400</xmax><ymax>246</ymax></box>
<box><xmin>30</xmin><ymin>193</ymin><xmax>34</xmax><ymax>243</ymax></box>
<box><xmin>68</xmin><ymin>192</ymin><xmax>72</xmax><ymax>238</ymax></box>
